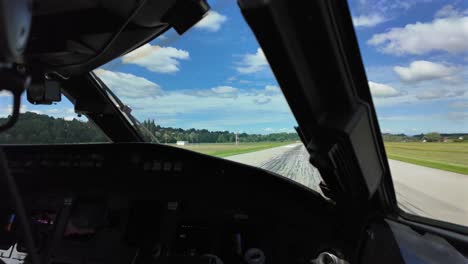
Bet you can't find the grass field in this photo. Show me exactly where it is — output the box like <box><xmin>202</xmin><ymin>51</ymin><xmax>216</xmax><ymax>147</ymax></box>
<box><xmin>172</xmin><ymin>141</ymin><xmax>295</xmax><ymax>157</ymax></box>
<box><xmin>384</xmin><ymin>142</ymin><xmax>468</xmax><ymax>175</ymax></box>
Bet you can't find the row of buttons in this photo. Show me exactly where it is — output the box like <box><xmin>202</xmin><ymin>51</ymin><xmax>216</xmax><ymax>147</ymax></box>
<box><xmin>142</xmin><ymin>160</ymin><xmax>183</xmax><ymax>172</ymax></box>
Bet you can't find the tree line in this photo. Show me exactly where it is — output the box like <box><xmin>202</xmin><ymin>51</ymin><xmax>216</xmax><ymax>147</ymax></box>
<box><xmin>2</xmin><ymin>113</ymin><xmax>464</xmax><ymax>144</ymax></box>
<box><xmin>140</xmin><ymin>120</ymin><xmax>299</xmax><ymax>143</ymax></box>
<box><xmin>0</xmin><ymin>112</ymin><xmax>299</xmax><ymax>144</ymax></box>
<box><xmin>382</xmin><ymin>132</ymin><xmax>467</xmax><ymax>142</ymax></box>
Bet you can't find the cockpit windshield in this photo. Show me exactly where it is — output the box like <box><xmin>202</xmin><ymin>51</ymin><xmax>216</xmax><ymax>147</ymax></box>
<box><xmin>95</xmin><ymin>2</ymin><xmax>324</xmax><ymax>193</ymax></box>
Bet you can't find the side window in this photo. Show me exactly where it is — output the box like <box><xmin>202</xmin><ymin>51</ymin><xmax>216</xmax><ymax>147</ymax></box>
<box><xmin>348</xmin><ymin>1</ymin><xmax>468</xmax><ymax>226</ymax></box>
<box><xmin>0</xmin><ymin>93</ymin><xmax>108</xmax><ymax>144</ymax></box>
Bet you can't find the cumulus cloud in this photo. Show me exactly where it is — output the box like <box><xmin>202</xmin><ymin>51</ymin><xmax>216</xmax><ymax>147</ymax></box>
<box><xmin>368</xmin><ymin>81</ymin><xmax>402</xmax><ymax>98</ymax></box>
<box><xmin>236</xmin><ymin>48</ymin><xmax>268</xmax><ymax>74</ymax></box>
<box><xmin>194</xmin><ymin>11</ymin><xmax>227</xmax><ymax>32</ymax></box>
<box><xmin>95</xmin><ymin>69</ymin><xmax>162</xmax><ymax>99</ymax></box>
<box><xmin>188</xmin><ymin>86</ymin><xmax>239</xmax><ymax>98</ymax></box>
<box><xmin>122</xmin><ymin>44</ymin><xmax>189</xmax><ymax>73</ymax></box>
<box><xmin>353</xmin><ymin>14</ymin><xmax>386</xmax><ymax>27</ymax></box>
<box><xmin>394</xmin><ymin>60</ymin><xmax>462</xmax><ymax>83</ymax></box>
<box><xmin>368</xmin><ymin>16</ymin><xmax>468</xmax><ymax>55</ymax></box>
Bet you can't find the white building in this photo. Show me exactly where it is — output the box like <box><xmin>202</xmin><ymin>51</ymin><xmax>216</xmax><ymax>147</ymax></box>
<box><xmin>176</xmin><ymin>141</ymin><xmax>189</xmax><ymax>146</ymax></box>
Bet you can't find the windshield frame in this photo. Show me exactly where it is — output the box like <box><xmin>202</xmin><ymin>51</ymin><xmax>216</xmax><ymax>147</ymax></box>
<box><xmin>59</xmin><ymin>72</ymin><xmax>146</xmax><ymax>143</ymax></box>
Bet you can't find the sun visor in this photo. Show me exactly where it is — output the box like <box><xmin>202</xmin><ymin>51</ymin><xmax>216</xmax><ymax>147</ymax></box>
<box><xmin>24</xmin><ymin>0</ymin><xmax>210</xmax><ymax>77</ymax></box>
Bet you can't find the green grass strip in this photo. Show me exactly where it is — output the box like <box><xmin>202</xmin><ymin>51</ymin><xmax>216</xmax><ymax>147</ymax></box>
<box><xmin>387</xmin><ymin>154</ymin><xmax>468</xmax><ymax>175</ymax></box>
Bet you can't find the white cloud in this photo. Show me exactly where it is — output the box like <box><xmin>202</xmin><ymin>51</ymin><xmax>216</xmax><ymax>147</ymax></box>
<box><xmin>236</xmin><ymin>48</ymin><xmax>268</xmax><ymax>74</ymax></box>
<box><xmin>46</xmin><ymin>108</ymin><xmax>60</xmax><ymax>114</ymax></box>
<box><xmin>381</xmin><ymin>128</ymin><xmax>393</xmax><ymax>133</ymax></box>
<box><xmin>131</xmin><ymin>89</ymin><xmax>292</xmax><ymax>128</ymax></box>
<box><xmin>93</xmin><ymin>69</ymin><xmax>295</xmax><ymax>132</ymax></box>
<box><xmin>122</xmin><ymin>44</ymin><xmax>189</xmax><ymax>73</ymax></box>
<box><xmin>368</xmin><ymin>16</ymin><xmax>468</xmax><ymax>55</ymax></box>
<box><xmin>194</xmin><ymin>11</ymin><xmax>227</xmax><ymax>32</ymax></box>
<box><xmin>378</xmin><ymin>114</ymin><xmax>443</xmax><ymax>122</ymax></box>
<box><xmin>415</xmin><ymin>89</ymin><xmax>446</xmax><ymax>100</ymax></box>
<box><xmin>118</xmin><ymin>87</ymin><xmax>292</xmax><ymax>129</ymax></box>
<box><xmin>188</xmin><ymin>86</ymin><xmax>239</xmax><ymax>98</ymax></box>
<box><xmin>95</xmin><ymin>69</ymin><xmax>162</xmax><ymax>99</ymax></box>
<box><xmin>254</xmin><ymin>97</ymin><xmax>271</xmax><ymax>105</ymax></box>
<box><xmin>416</xmin><ymin>88</ymin><xmax>465</xmax><ymax>100</ymax></box>
<box><xmin>0</xmin><ymin>91</ymin><xmax>12</xmax><ymax>97</ymax></box>
<box><xmin>368</xmin><ymin>81</ymin><xmax>402</xmax><ymax>98</ymax></box>
<box><xmin>353</xmin><ymin>14</ymin><xmax>386</xmax><ymax>27</ymax></box>
<box><xmin>393</xmin><ymin>60</ymin><xmax>462</xmax><ymax>83</ymax></box>
<box><xmin>262</xmin><ymin>127</ymin><xmax>294</xmax><ymax>133</ymax></box>
<box><xmin>365</xmin><ymin>63</ymin><xmax>468</xmax><ymax>108</ymax></box>
<box><xmin>448</xmin><ymin>111</ymin><xmax>468</xmax><ymax>120</ymax></box>
<box><xmin>450</xmin><ymin>101</ymin><xmax>468</xmax><ymax>108</ymax></box>
<box><xmin>226</xmin><ymin>76</ymin><xmax>236</xmax><ymax>83</ymax></box>
<box><xmin>353</xmin><ymin>0</ymin><xmax>427</xmax><ymax>14</ymax></box>
<box><xmin>0</xmin><ymin>104</ymin><xmax>27</xmax><ymax>117</ymax></box>
<box><xmin>264</xmin><ymin>85</ymin><xmax>281</xmax><ymax>95</ymax></box>
<box><xmin>435</xmin><ymin>4</ymin><xmax>467</xmax><ymax>18</ymax></box>
<box><xmin>279</xmin><ymin>127</ymin><xmax>295</xmax><ymax>133</ymax></box>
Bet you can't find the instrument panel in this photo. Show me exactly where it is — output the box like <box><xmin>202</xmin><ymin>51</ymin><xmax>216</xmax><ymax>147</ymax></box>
<box><xmin>0</xmin><ymin>143</ymin><xmax>338</xmax><ymax>264</ymax></box>
<box><xmin>1</xmin><ymin>195</ymin><xmax>274</xmax><ymax>264</ymax></box>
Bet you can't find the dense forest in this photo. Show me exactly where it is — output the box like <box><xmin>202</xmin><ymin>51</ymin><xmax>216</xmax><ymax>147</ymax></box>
<box><xmin>0</xmin><ymin>112</ymin><xmax>108</xmax><ymax>144</ymax></box>
<box><xmin>0</xmin><ymin>112</ymin><xmax>299</xmax><ymax>144</ymax></box>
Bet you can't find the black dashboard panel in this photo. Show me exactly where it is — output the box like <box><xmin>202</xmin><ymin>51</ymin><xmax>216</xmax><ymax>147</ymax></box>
<box><xmin>0</xmin><ymin>143</ymin><xmax>341</xmax><ymax>264</ymax></box>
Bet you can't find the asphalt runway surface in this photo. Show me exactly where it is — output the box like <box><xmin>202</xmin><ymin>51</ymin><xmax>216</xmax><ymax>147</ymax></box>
<box><xmin>390</xmin><ymin>159</ymin><xmax>468</xmax><ymax>226</ymax></box>
<box><xmin>226</xmin><ymin>143</ymin><xmax>323</xmax><ymax>193</ymax></box>
<box><xmin>226</xmin><ymin>143</ymin><xmax>468</xmax><ymax>226</ymax></box>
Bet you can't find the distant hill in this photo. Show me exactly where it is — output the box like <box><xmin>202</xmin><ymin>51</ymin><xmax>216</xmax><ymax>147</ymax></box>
<box><xmin>0</xmin><ymin>112</ymin><xmax>299</xmax><ymax>144</ymax></box>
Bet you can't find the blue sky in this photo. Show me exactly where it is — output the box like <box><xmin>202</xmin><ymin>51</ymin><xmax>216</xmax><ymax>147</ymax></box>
<box><xmin>0</xmin><ymin>0</ymin><xmax>466</xmax><ymax>135</ymax></box>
